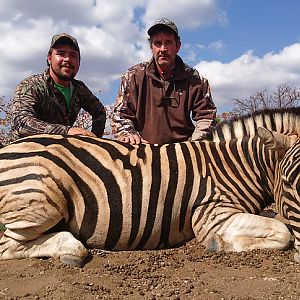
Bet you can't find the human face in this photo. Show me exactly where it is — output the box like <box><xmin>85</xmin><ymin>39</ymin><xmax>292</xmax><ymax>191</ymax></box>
<box><xmin>48</xmin><ymin>44</ymin><xmax>80</xmax><ymax>86</ymax></box>
<box><xmin>151</xmin><ymin>31</ymin><xmax>181</xmax><ymax>72</ymax></box>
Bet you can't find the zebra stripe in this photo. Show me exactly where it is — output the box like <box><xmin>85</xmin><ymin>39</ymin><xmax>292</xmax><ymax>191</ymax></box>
<box><xmin>0</xmin><ymin>134</ymin><xmax>275</xmax><ymax>245</ymax></box>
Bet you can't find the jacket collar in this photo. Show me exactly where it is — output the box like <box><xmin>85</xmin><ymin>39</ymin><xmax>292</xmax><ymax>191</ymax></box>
<box><xmin>146</xmin><ymin>55</ymin><xmax>188</xmax><ymax>81</ymax></box>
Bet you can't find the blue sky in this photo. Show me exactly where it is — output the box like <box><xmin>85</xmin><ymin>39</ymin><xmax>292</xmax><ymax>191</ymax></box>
<box><xmin>0</xmin><ymin>0</ymin><xmax>299</xmax><ymax>114</ymax></box>
<box><xmin>198</xmin><ymin>1</ymin><xmax>300</xmax><ymax>60</ymax></box>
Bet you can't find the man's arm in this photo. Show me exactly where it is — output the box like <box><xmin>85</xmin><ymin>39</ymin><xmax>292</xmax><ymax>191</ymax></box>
<box><xmin>111</xmin><ymin>72</ymin><xmax>145</xmax><ymax>143</ymax></box>
<box><xmin>190</xmin><ymin>76</ymin><xmax>217</xmax><ymax>141</ymax></box>
<box><xmin>11</xmin><ymin>81</ymin><xmax>70</xmax><ymax>138</ymax></box>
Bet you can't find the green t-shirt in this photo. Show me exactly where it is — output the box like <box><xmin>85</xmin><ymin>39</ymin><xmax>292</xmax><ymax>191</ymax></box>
<box><xmin>54</xmin><ymin>82</ymin><xmax>71</xmax><ymax>112</ymax></box>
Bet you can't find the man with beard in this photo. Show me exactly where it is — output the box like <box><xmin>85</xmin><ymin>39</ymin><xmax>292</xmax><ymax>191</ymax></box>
<box><xmin>11</xmin><ymin>33</ymin><xmax>106</xmax><ymax>139</ymax></box>
<box><xmin>112</xmin><ymin>18</ymin><xmax>217</xmax><ymax>144</ymax></box>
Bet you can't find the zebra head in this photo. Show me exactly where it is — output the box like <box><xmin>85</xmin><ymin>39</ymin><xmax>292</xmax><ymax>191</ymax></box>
<box><xmin>258</xmin><ymin>127</ymin><xmax>300</xmax><ymax>260</ymax></box>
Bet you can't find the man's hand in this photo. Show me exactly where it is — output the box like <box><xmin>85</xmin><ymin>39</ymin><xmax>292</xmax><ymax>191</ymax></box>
<box><xmin>121</xmin><ymin>134</ymin><xmax>149</xmax><ymax>145</ymax></box>
<box><xmin>68</xmin><ymin>127</ymin><xmax>97</xmax><ymax>137</ymax></box>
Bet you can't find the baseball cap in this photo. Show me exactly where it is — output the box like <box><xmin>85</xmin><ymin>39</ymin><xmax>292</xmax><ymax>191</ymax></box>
<box><xmin>49</xmin><ymin>33</ymin><xmax>80</xmax><ymax>57</ymax></box>
<box><xmin>147</xmin><ymin>18</ymin><xmax>179</xmax><ymax>37</ymax></box>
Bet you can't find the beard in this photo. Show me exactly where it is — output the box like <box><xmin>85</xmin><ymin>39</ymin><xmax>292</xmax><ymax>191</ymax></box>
<box><xmin>50</xmin><ymin>63</ymin><xmax>76</xmax><ymax>81</ymax></box>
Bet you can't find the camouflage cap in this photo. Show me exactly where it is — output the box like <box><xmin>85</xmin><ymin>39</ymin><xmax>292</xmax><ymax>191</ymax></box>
<box><xmin>147</xmin><ymin>18</ymin><xmax>179</xmax><ymax>37</ymax></box>
<box><xmin>49</xmin><ymin>33</ymin><xmax>80</xmax><ymax>57</ymax></box>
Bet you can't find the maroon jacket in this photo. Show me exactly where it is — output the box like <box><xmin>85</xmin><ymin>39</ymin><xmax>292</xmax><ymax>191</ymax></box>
<box><xmin>112</xmin><ymin>55</ymin><xmax>217</xmax><ymax>144</ymax></box>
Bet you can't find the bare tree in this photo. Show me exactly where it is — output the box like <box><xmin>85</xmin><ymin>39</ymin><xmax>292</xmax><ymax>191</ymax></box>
<box><xmin>0</xmin><ymin>96</ymin><xmax>13</xmax><ymax>145</ymax></box>
<box><xmin>73</xmin><ymin>104</ymin><xmax>114</xmax><ymax>138</ymax></box>
<box><xmin>232</xmin><ymin>84</ymin><xmax>300</xmax><ymax>115</ymax></box>
<box><xmin>272</xmin><ymin>84</ymin><xmax>300</xmax><ymax>108</ymax></box>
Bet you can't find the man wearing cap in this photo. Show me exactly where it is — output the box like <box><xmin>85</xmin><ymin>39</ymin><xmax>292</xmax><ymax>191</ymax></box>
<box><xmin>112</xmin><ymin>18</ymin><xmax>217</xmax><ymax>144</ymax></box>
<box><xmin>11</xmin><ymin>33</ymin><xmax>106</xmax><ymax>139</ymax></box>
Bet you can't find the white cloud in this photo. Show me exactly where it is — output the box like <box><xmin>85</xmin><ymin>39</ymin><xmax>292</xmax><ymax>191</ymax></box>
<box><xmin>143</xmin><ymin>0</ymin><xmax>224</xmax><ymax>29</ymax></box>
<box><xmin>196</xmin><ymin>43</ymin><xmax>300</xmax><ymax>112</ymax></box>
<box><xmin>0</xmin><ymin>0</ymin><xmax>222</xmax><ymax>103</ymax></box>
<box><xmin>208</xmin><ymin>40</ymin><xmax>226</xmax><ymax>52</ymax></box>
<box><xmin>0</xmin><ymin>0</ymin><xmax>148</xmax><ymax>101</ymax></box>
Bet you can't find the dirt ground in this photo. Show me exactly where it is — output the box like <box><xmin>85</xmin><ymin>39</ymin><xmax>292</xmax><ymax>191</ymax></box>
<box><xmin>1</xmin><ymin>208</ymin><xmax>300</xmax><ymax>300</ymax></box>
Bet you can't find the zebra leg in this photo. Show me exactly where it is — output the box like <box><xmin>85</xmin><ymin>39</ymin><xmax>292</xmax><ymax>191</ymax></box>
<box><xmin>0</xmin><ymin>230</ymin><xmax>88</xmax><ymax>266</ymax></box>
<box><xmin>294</xmin><ymin>240</ymin><xmax>300</xmax><ymax>263</ymax></box>
<box><xmin>288</xmin><ymin>225</ymin><xmax>300</xmax><ymax>264</ymax></box>
<box><xmin>201</xmin><ymin>213</ymin><xmax>291</xmax><ymax>252</ymax></box>
<box><xmin>0</xmin><ymin>194</ymin><xmax>88</xmax><ymax>266</ymax></box>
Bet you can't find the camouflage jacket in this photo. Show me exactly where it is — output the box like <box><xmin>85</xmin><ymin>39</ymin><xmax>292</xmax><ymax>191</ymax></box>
<box><xmin>112</xmin><ymin>55</ymin><xmax>217</xmax><ymax>144</ymax></box>
<box><xmin>11</xmin><ymin>68</ymin><xmax>106</xmax><ymax>139</ymax></box>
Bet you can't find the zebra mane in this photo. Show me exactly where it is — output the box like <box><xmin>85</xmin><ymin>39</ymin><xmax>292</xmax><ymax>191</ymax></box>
<box><xmin>212</xmin><ymin>106</ymin><xmax>300</xmax><ymax>141</ymax></box>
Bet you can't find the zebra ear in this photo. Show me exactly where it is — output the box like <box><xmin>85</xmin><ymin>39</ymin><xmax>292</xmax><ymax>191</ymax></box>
<box><xmin>258</xmin><ymin>127</ymin><xmax>297</xmax><ymax>158</ymax></box>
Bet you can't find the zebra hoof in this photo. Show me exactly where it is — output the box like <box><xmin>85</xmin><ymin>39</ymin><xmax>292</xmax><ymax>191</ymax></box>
<box><xmin>294</xmin><ymin>252</ymin><xmax>300</xmax><ymax>264</ymax></box>
<box><xmin>60</xmin><ymin>254</ymin><xmax>86</xmax><ymax>267</ymax></box>
<box><xmin>206</xmin><ymin>234</ymin><xmax>225</xmax><ymax>252</ymax></box>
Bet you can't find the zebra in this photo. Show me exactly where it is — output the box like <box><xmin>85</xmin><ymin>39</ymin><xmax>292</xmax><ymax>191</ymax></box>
<box><xmin>0</xmin><ymin>108</ymin><xmax>299</xmax><ymax>266</ymax></box>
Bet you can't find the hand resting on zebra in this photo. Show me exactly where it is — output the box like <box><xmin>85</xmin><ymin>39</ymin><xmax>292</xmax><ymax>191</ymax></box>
<box><xmin>0</xmin><ymin>107</ymin><xmax>299</xmax><ymax>266</ymax></box>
